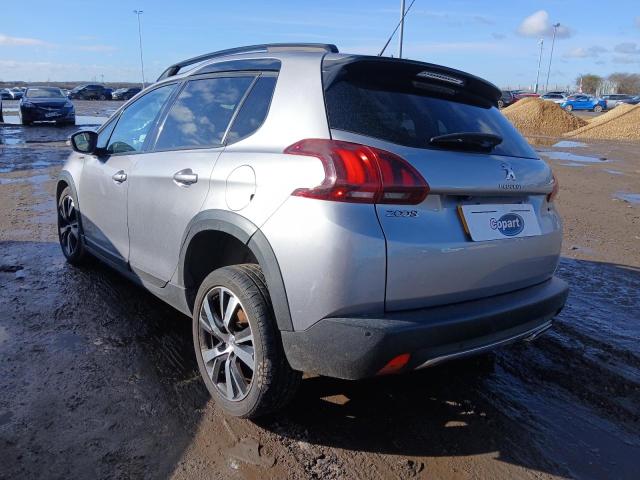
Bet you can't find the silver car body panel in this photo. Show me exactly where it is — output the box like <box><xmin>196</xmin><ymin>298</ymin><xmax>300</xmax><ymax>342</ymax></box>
<box><xmin>127</xmin><ymin>149</ymin><xmax>222</xmax><ymax>283</ymax></box>
<box><xmin>60</xmin><ymin>48</ymin><xmax>564</xmax><ymax>342</ymax></box>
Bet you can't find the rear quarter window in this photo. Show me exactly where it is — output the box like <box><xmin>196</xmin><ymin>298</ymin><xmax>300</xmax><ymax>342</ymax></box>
<box><xmin>225</xmin><ymin>75</ymin><xmax>277</xmax><ymax>144</ymax></box>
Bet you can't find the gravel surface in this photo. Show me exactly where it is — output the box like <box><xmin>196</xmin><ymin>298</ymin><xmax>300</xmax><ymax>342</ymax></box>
<box><xmin>1</xmin><ymin>116</ymin><xmax>639</xmax><ymax>480</ymax></box>
<box><xmin>502</xmin><ymin>98</ymin><xmax>587</xmax><ymax>136</ymax></box>
<box><xmin>565</xmin><ymin>104</ymin><xmax>640</xmax><ymax>141</ymax></box>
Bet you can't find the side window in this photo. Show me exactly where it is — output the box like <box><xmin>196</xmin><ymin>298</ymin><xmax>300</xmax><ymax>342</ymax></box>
<box><xmin>106</xmin><ymin>83</ymin><xmax>175</xmax><ymax>154</ymax></box>
<box><xmin>226</xmin><ymin>76</ymin><xmax>277</xmax><ymax>144</ymax></box>
<box><xmin>97</xmin><ymin>116</ymin><xmax>118</xmax><ymax>149</ymax></box>
<box><xmin>154</xmin><ymin>76</ymin><xmax>254</xmax><ymax>150</ymax></box>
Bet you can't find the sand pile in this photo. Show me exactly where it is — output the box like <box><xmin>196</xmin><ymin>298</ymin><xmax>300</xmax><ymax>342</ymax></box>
<box><xmin>564</xmin><ymin>104</ymin><xmax>640</xmax><ymax>140</ymax></box>
<box><xmin>502</xmin><ymin>98</ymin><xmax>587</xmax><ymax>136</ymax></box>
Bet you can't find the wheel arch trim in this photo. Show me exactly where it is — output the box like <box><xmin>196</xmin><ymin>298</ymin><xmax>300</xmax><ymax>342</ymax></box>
<box><xmin>178</xmin><ymin>209</ymin><xmax>293</xmax><ymax>332</ymax></box>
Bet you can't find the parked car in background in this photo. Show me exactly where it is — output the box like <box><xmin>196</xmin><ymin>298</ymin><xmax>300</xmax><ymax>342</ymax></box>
<box><xmin>602</xmin><ymin>94</ymin><xmax>635</xmax><ymax>110</ymax></box>
<box><xmin>614</xmin><ymin>95</ymin><xmax>640</xmax><ymax>106</ymax></box>
<box><xmin>561</xmin><ymin>95</ymin><xmax>606</xmax><ymax>112</ymax></box>
<box><xmin>498</xmin><ymin>90</ymin><xmax>517</xmax><ymax>108</ymax></box>
<box><xmin>0</xmin><ymin>89</ymin><xmax>13</xmax><ymax>100</ymax></box>
<box><xmin>10</xmin><ymin>87</ymin><xmax>24</xmax><ymax>100</ymax></box>
<box><xmin>111</xmin><ymin>87</ymin><xmax>141</xmax><ymax>100</ymax></box>
<box><xmin>512</xmin><ymin>91</ymin><xmax>540</xmax><ymax>101</ymax></box>
<box><xmin>60</xmin><ymin>43</ymin><xmax>567</xmax><ymax>418</ymax></box>
<box><xmin>541</xmin><ymin>93</ymin><xmax>567</xmax><ymax>104</ymax></box>
<box><xmin>19</xmin><ymin>86</ymin><xmax>75</xmax><ymax>125</ymax></box>
<box><xmin>68</xmin><ymin>84</ymin><xmax>112</xmax><ymax>100</ymax></box>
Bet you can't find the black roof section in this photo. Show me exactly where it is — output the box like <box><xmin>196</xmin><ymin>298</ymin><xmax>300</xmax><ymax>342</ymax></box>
<box><xmin>157</xmin><ymin>43</ymin><xmax>339</xmax><ymax>81</ymax></box>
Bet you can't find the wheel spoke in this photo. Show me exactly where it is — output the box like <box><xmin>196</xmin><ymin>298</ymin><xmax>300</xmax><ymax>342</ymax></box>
<box><xmin>202</xmin><ymin>296</ymin><xmax>228</xmax><ymax>342</ymax></box>
<box><xmin>209</xmin><ymin>354</ymin><xmax>227</xmax><ymax>381</ymax></box>
<box><xmin>199</xmin><ymin>313</ymin><xmax>213</xmax><ymax>334</ymax></box>
<box><xmin>223</xmin><ymin>295</ymin><xmax>239</xmax><ymax>330</ymax></box>
<box><xmin>201</xmin><ymin>345</ymin><xmax>227</xmax><ymax>364</ymax></box>
<box><xmin>58</xmin><ymin>204</ymin><xmax>66</xmax><ymax>222</ymax></box>
<box><xmin>61</xmin><ymin>229</ymin><xmax>70</xmax><ymax>250</ymax></box>
<box><xmin>68</xmin><ymin>232</ymin><xmax>77</xmax><ymax>253</ymax></box>
<box><xmin>229</xmin><ymin>358</ymin><xmax>248</xmax><ymax>396</ymax></box>
<box><xmin>234</xmin><ymin>326</ymin><xmax>253</xmax><ymax>344</ymax></box>
<box><xmin>233</xmin><ymin>344</ymin><xmax>254</xmax><ymax>371</ymax></box>
<box><xmin>224</xmin><ymin>356</ymin><xmax>234</xmax><ymax>399</ymax></box>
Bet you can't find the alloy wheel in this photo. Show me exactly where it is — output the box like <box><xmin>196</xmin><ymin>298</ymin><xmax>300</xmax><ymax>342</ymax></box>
<box><xmin>198</xmin><ymin>286</ymin><xmax>255</xmax><ymax>401</ymax></box>
<box><xmin>58</xmin><ymin>195</ymin><xmax>80</xmax><ymax>257</ymax></box>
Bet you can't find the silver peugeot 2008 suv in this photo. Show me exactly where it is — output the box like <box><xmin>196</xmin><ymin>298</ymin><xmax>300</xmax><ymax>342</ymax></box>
<box><xmin>58</xmin><ymin>43</ymin><xmax>568</xmax><ymax>418</ymax></box>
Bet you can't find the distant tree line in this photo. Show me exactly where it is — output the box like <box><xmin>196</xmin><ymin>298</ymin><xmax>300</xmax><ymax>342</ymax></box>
<box><xmin>577</xmin><ymin>73</ymin><xmax>640</xmax><ymax>95</ymax></box>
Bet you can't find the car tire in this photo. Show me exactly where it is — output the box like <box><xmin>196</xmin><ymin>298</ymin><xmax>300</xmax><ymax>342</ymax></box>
<box><xmin>99</xmin><ymin>94</ymin><xmax>106</xmax><ymax>101</ymax></box>
<box><xmin>564</xmin><ymin>104</ymin><xmax>573</xmax><ymax>112</ymax></box>
<box><xmin>192</xmin><ymin>264</ymin><xmax>301</xmax><ymax>418</ymax></box>
<box><xmin>57</xmin><ymin>186</ymin><xmax>87</xmax><ymax>265</ymax></box>
<box><xmin>593</xmin><ymin>105</ymin><xmax>603</xmax><ymax>113</ymax></box>
<box><xmin>19</xmin><ymin>112</ymin><xmax>31</xmax><ymax>126</ymax></box>
<box><xmin>497</xmin><ymin>99</ymin><xmax>504</xmax><ymax>109</ymax></box>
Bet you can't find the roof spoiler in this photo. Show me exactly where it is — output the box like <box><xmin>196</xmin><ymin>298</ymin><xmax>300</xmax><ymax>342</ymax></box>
<box><xmin>157</xmin><ymin>43</ymin><xmax>339</xmax><ymax>81</ymax></box>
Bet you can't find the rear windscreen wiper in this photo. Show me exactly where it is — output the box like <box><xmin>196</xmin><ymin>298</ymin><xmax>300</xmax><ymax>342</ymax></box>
<box><xmin>429</xmin><ymin>132</ymin><xmax>503</xmax><ymax>151</ymax></box>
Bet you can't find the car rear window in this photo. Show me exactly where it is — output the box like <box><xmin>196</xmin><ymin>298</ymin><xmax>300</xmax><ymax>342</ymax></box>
<box><xmin>323</xmin><ymin>58</ymin><xmax>537</xmax><ymax>159</ymax></box>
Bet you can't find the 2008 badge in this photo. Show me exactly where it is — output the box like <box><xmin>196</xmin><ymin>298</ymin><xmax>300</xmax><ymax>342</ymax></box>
<box><xmin>385</xmin><ymin>210</ymin><xmax>418</xmax><ymax>218</ymax></box>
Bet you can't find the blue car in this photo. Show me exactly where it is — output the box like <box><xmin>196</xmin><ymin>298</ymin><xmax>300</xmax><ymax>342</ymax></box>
<box><xmin>561</xmin><ymin>94</ymin><xmax>606</xmax><ymax>113</ymax></box>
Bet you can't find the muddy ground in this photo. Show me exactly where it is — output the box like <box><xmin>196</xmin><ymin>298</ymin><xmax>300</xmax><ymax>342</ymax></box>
<box><xmin>0</xmin><ymin>101</ymin><xmax>639</xmax><ymax>480</ymax></box>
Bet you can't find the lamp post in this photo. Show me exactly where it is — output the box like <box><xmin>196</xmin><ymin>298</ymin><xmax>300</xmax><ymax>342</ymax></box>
<box><xmin>133</xmin><ymin>10</ymin><xmax>145</xmax><ymax>88</ymax></box>
<box><xmin>545</xmin><ymin>23</ymin><xmax>560</xmax><ymax>92</ymax></box>
<box><xmin>534</xmin><ymin>38</ymin><xmax>544</xmax><ymax>93</ymax></box>
<box><xmin>398</xmin><ymin>0</ymin><xmax>406</xmax><ymax>59</ymax></box>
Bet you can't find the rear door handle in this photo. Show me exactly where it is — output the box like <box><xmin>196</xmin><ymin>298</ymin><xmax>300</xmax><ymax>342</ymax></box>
<box><xmin>173</xmin><ymin>168</ymin><xmax>198</xmax><ymax>186</ymax></box>
<box><xmin>112</xmin><ymin>170</ymin><xmax>127</xmax><ymax>183</ymax></box>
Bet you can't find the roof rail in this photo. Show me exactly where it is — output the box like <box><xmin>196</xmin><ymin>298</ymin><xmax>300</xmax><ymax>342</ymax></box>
<box><xmin>157</xmin><ymin>43</ymin><xmax>339</xmax><ymax>81</ymax></box>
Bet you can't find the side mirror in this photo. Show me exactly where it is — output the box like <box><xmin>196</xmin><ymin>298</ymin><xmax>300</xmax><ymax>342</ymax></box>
<box><xmin>70</xmin><ymin>130</ymin><xmax>98</xmax><ymax>154</ymax></box>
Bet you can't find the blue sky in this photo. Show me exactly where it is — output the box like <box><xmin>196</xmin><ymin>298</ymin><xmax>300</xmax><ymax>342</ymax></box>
<box><xmin>1</xmin><ymin>0</ymin><xmax>638</xmax><ymax>88</ymax></box>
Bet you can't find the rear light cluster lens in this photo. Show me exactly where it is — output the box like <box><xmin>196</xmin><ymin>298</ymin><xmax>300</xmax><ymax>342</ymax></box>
<box><xmin>547</xmin><ymin>173</ymin><xmax>559</xmax><ymax>202</ymax></box>
<box><xmin>284</xmin><ymin>139</ymin><xmax>429</xmax><ymax>204</ymax></box>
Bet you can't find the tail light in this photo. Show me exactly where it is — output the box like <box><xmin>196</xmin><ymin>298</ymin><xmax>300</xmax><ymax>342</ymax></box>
<box><xmin>284</xmin><ymin>139</ymin><xmax>429</xmax><ymax>204</ymax></box>
<box><xmin>547</xmin><ymin>173</ymin><xmax>559</xmax><ymax>202</ymax></box>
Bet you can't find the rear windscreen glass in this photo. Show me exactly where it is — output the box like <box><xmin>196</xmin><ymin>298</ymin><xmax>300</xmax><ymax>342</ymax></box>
<box><xmin>324</xmin><ymin>62</ymin><xmax>537</xmax><ymax>159</ymax></box>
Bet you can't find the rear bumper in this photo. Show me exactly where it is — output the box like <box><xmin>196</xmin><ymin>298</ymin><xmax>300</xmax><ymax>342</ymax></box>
<box><xmin>281</xmin><ymin>276</ymin><xmax>568</xmax><ymax>380</ymax></box>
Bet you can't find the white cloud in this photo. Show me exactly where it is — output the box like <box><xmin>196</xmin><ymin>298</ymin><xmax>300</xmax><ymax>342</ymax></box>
<box><xmin>0</xmin><ymin>33</ymin><xmax>48</xmax><ymax>47</ymax></box>
<box><xmin>564</xmin><ymin>46</ymin><xmax>607</xmax><ymax>58</ymax></box>
<box><xmin>0</xmin><ymin>60</ymin><xmax>140</xmax><ymax>82</ymax></box>
<box><xmin>74</xmin><ymin>45</ymin><xmax>117</xmax><ymax>53</ymax></box>
<box><xmin>517</xmin><ymin>11</ymin><xmax>571</xmax><ymax>38</ymax></box>
<box><xmin>614</xmin><ymin>42</ymin><xmax>640</xmax><ymax>55</ymax></box>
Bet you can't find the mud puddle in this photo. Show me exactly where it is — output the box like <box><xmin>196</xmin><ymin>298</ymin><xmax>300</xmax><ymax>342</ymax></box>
<box><xmin>615</xmin><ymin>192</ymin><xmax>640</xmax><ymax>204</ymax></box>
<box><xmin>539</xmin><ymin>150</ymin><xmax>608</xmax><ymax>163</ymax></box>
<box><xmin>552</xmin><ymin>140</ymin><xmax>588</xmax><ymax>148</ymax></box>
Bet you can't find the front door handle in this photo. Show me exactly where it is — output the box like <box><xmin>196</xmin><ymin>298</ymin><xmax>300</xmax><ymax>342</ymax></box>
<box><xmin>173</xmin><ymin>168</ymin><xmax>198</xmax><ymax>186</ymax></box>
<box><xmin>112</xmin><ymin>170</ymin><xmax>127</xmax><ymax>183</ymax></box>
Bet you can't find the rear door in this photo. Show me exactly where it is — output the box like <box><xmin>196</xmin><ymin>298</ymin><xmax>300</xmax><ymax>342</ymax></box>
<box><xmin>323</xmin><ymin>58</ymin><xmax>561</xmax><ymax>311</ymax></box>
<box><xmin>126</xmin><ymin>74</ymin><xmax>256</xmax><ymax>283</ymax></box>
